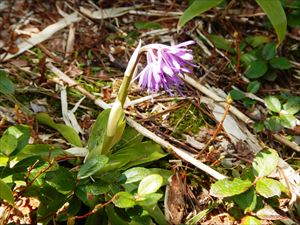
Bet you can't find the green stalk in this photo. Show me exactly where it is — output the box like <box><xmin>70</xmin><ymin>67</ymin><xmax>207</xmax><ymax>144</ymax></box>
<box><xmin>118</xmin><ymin>40</ymin><xmax>142</xmax><ymax>107</ymax></box>
<box><xmin>143</xmin><ymin>204</ymin><xmax>169</xmax><ymax>225</ymax></box>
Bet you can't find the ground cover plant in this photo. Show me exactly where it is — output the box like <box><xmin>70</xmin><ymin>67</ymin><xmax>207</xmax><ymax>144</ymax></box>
<box><xmin>0</xmin><ymin>0</ymin><xmax>299</xmax><ymax>224</ymax></box>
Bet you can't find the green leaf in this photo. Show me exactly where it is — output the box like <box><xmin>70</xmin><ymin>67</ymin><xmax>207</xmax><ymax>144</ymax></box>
<box><xmin>264</xmin><ymin>96</ymin><xmax>281</xmax><ymax>113</ymax></box>
<box><xmin>256</xmin><ymin>0</ymin><xmax>287</xmax><ymax>44</ymax></box>
<box><xmin>178</xmin><ymin>0</ymin><xmax>223</xmax><ymax>28</ymax></box>
<box><xmin>0</xmin><ymin>133</ymin><xmax>18</xmax><ymax>156</ymax></box>
<box><xmin>75</xmin><ymin>185</ymin><xmax>97</xmax><ymax>207</ymax></box>
<box><xmin>279</xmin><ymin>114</ymin><xmax>297</xmax><ymax>128</ymax></box>
<box><xmin>245</xmin><ymin>60</ymin><xmax>268</xmax><ymax>79</ymax></box>
<box><xmin>283</xmin><ymin>101</ymin><xmax>300</xmax><ymax>115</ymax></box>
<box><xmin>270</xmin><ymin>57</ymin><xmax>291</xmax><ymax>69</ymax></box>
<box><xmin>6</xmin><ymin>125</ymin><xmax>31</xmax><ymax>156</ymax></box>
<box><xmin>122</xmin><ymin>167</ymin><xmax>151</xmax><ymax>184</ymax></box>
<box><xmin>105</xmin><ymin>204</ymin><xmax>129</xmax><ymax>225</ymax></box>
<box><xmin>0</xmin><ymin>70</ymin><xmax>15</xmax><ymax>94</ymax></box>
<box><xmin>138</xmin><ymin>174</ymin><xmax>163</xmax><ymax>196</ymax></box>
<box><xmin>136</xmin><ymin>193</ymin><xmax>163</xmax><ymax>206</ymax></box>
<box><xmin>229</xmin><ymin>89</ymin><xmax>245</xmax><ymax>100</ymax></box>
<box><xmin>36</xmin><ymin>113</ymin><xmax>82</xmax><ymax>147</ymax></box>
<box><xmin>256</xmin><ymin>177</ymin><xmax>281</xmax><ymax>198</ymax></box>
<box><xmin>14</xmin><ymin>144</ymin><xmax>66</xmax><ymax>161</ymax></box>
<box><xmin>0</xmin><ymin>179</ymin><xmax>14</xmax><ymax>205</ymax></box>
<box><xmin>78</xmin><ymin>155</ymin><xmax>109</xmax><ymax>179</ymax></box>
<box><xmin>208</xmin><ymin>34</ymin><xmax>232</xmax><ymax>52</ymax></box>
<box><xmin>262</xmin><ymin>42</ymin><xmax>276</xmax><ymax>60</ymax></box>
<box><xmin>210</xmin><ymin>178</ymin><xmax>252</xmax><ymax>197</ymax></box>
<box><xmin>264</xmin><ymin>116</ymin><xmax>282</xmax><ymax>131</ymax></box>
<box><xmin>185</xmin><ymin>207</ymin><xmax>212</xmax><ymax>225</ymax></box>
<box><xmin>113</xmin><ymin>192</ymin><xmax>136</xmax><ymax>208</ymax></box>
<box><xmin>247</xmin><ymin>81</ymin><xmax>261</xmax><ymax>93</ymax></box>
<box><xmin>95</xmin><ymin>141</ymin><xmax>167</xmax><ymax>175</ymax></box>
<box><xmin>241</xmin><ymin>216</ymin><xmax>261</xmax><ymax>225</ymax></box>
<box><xmin>233</xmin><ymin>187</ymin><xmax>257</xmax><ymax>213</ymax></box>
<box><xmin>115</xmin><ymin>126</ymin><xmax>144</xmax><ymax>149</ymax></box>
<box><xmin>245</xmin><ymin>35</ymin><xmax>270</xmax><ymax>47</ymax></box>
<box><xmin>45</xmin><ymin>167</ymin><xmax>76</xmax><ymax>194</ymax></box>
<box><xmin>252</xmin><ymin>148</ymin><xmax>279</xmax><ymax>178</ymax></box>
<box><xmin>86</xmin><ymin>109</ymin><xmax>125</xmax><ymax>158</ymax></box>
<box><xmin>134</xmin><ymin>21</ymin><xmax>161</xmax><ymax>30</ymax></box>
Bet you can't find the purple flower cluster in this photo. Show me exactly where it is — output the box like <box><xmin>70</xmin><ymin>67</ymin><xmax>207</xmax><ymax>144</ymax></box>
<box><xmin>135</xmin><ymin>41</ymin><xmax>195</xmax><ymax>94</ymax></box>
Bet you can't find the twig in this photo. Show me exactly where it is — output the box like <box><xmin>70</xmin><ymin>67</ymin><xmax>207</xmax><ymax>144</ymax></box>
<box><xmin>180</xmin><ymin>74</ymin><xmax>300</xmax><ymax>153</ymax></box>
<box><xmin>197</xmin><ymin>96</ymin><xmax>231</xmax><ymax>158</ymax></box>
<box><xmin>48</xmin><ymin>62</ymin><xmax>226</xmax><ymax>180</ymax></box>
<box><xmin>179</xmin><ymin>74</ymin><xmax>252</xmax><ymax>124</ymax></box>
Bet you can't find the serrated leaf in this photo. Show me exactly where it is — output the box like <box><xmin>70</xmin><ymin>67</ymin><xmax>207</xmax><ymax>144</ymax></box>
<box><xmin>270</xmin><ymin>57</ymin><xmax>291</xmax><ymax>69</ymax></box>
<box><xmin>233</xmin><ymin>187</ymin><xmax>257</xmax><ymax>213</ymax></box>
<box><xmin>210</xmin><ymin>178</ymin><xmax>252</xmax><ymax>198</ymax></box>
<box><xmin>0</xmin><ymin>70</ymin><xmax>15</xmax><ymax>94</ymax></box>
<box><xmin>45</xmin><ymin>167</ymin><xmax>76</xmax><ymax>194</ymax></box>
<box><xmin>262</xmin><ymin>42</ymin><xmax>276</xmax><ymax>60</ymax></box>
<box><xmin>136</xmin><ymin>193</ymin><xmax>163</xmax><ymax>206</ymax></box>
<box><xmin>36</xmin><ymin>113</ymin><xmax>82</xmax><ymax>147</ymax></box>
<box><xmin>279</xmin><ymin>114</ymin><xmax>297</xmax><ymax>128</ymax></box>
<box><xmin>113</xmin><ymin>192</ymin><xmax>136</xmax><ymax>208</ymax></box>
<box><xmin>78</xmin><ymin>155</ymin><xmax>109</xmax><ymax>179</ymax></box>
<box><xmin>122</xmin><ymin>167</ymin><xmax>151</xmax><ymax>184</ymax></box>
<box><xmin>178</xmin><ymin>0</ymin><xmax>223</xmax><ymax>29</ymax></box>
<box><xmin>229</xmin><ymin>89</ymin><xmax>245</xmax><ymax>100</ymax></box>
<box><xmin>256</xmin><ymin>0</ymin><xmax>287</xmax><ymax>44</ymax></box>
<box><xmin>264</xmin><ymin>96</ymin><xmax>281</xmax><ymax>113</ymax></box>
<box><xmin>247</xmin><ymin>81</ymin><xmax>261</xmax><ymax>93</ymax></box>
<box><xmin>241</xmin><ymin>216</ymin><xmax>261</xmax><ymax>225</ymax></box>
<box><xmin>245</xmin><ymin>60</ymin><xmax>268</xmax><ymax>79</ymax></box>
<box><xmin>0</xmin><ymin>133</ymin><xmax>18</xmax><ymax>156</ymax></box>
<box><xmin>252</xmin><ymin>148</ymin><xmax>279</xmax><ymax>178</ymax></box>
<box><xmin>256</xmin><ymin>177</ymin><xmax>282</xmax><ymax>198</ymax></box>
<box><xmin>138</xmin><ymin>174</ymin><xmax>163</xmax><ymax>196</ymax></box>
<box><xmin>256</xmin><ymin>206</ymin><xmax>287</xmax><ymax>220</ymax></box>
<box><xmin>0</xmin><ymin>179</ymin><xmax>14</xmax><ymax>205</ymax></box>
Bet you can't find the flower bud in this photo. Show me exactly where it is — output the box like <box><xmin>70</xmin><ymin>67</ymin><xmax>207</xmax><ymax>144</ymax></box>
<box><xmin>124</xmin><ymin>40</ymin><xmax>142</xmax><ymax>77</ymax></box>
<box><xmin>107</xmin><ymin>99</ymin><xmax>123</xmax><ymax>137</ymax></box>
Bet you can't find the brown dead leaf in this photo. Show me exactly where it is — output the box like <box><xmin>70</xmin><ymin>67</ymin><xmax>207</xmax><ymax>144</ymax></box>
<box><xmin>165</xmin><ymin>174</ymin><xmax>185</xmax><ymax>225</ymax></box>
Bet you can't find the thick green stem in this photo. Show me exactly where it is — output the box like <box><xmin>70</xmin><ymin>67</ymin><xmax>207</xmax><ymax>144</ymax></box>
<box><xmin>118</xmin><ymin>40</ymin><xmax>143</xmax><ymax>107</ymax></box>
<box><xmin>117</xmin><ymin>75</ymin><xmax>132</xmax><ymax>106</ymax></box>
<box><xmin>143</xmin><ymin>204</ymin><xmax>169</xmax><ymax>225</ymax></box>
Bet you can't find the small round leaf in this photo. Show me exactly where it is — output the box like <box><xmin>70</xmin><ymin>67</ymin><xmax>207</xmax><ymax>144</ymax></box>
<box><xmin>252</xmin><ymin>148</ymin><xmax>279</xmax><ymax>178</ymax></box>
<box><xmin>256</xmin><ymin>177</ymin><xmax>281</xmax><ymax>198</ymax></box>
<box><xmin>245</xmin><ymin>60</ymin><xmax>268</xmax><ymax>79</ymax></box>
<box><xmin>113</xmin><ymin>192</ymin><xmax>135</xmax><ymax>208</ymax></box>
<box><xmin>270</xmin><ymin>57</ymin><xmax>291</xmax><ymax>70</ymax></box>
<box><xmin>229</xmin><ymin>89</ymin><xmax>245</xmax><ymax>100</ymax></box>
<box><xmin>138</xmin><ymin>174</ymin><xmax>163</xmax><ymax>196</ymax></box>
<box><xmin>262</xmin><ymin>43</ymin><xmax>276</xmax><ymax>60</ymax></box>
<box><xmin>264</xmin><ymin>96</ymin><xmax>281</xmax><ymax>113</ymax></box>
<box><xmin>247</xmin><ymin>81</ymin><xmax>261</xmax><ymax>93</ymax></box>
<box><xmin>210</xmin><ymin>178</ymin><xmax>252</xmax><ymax>198</ymax></box>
